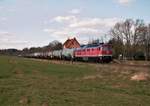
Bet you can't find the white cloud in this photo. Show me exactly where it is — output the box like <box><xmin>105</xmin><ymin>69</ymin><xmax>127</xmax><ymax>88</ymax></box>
<box><xmin>69</xmin><ymin>9</ymin><xmax>81</xmax><ymax>14</ymax></box>
<box><xmin>53</xmin><ymin>16</ymin><xmax>121</xmax><ymax>28</ymax></box>
<box><xmin>0</xmin><ymin>6</ymin><xmax>16</xmax><ymax>13</ymax></box>
<box><xmin>0</xmin><ymin>31</ymin><xmax>12</xmax><ymax>36</ymax></box>
<box><xmin>116</xmin><ymin>0</ymin><xmax>136</xmax><ymax>5</ymax></box>
<box><xmin>69</xmin><ymin>18</ymin><xmax>120</xmax><ymax>28</ymax></box>
<box><xmin>44</xmin><ymin>15</ymin><xmax>122</xmax><ymax>43</ymax></box>
<box><xmin>0</xmin><ymin>6</ymin><xmax>4</xmax><ymax>10</ymax></box>
<box><xmin>0</xmin><ymin>31</ymin><xmax>30</xmax><ymax>49</ymax></box>
<box><xmin>0</xmin><ymin>17</ymin><xmax>7</xmax><ymax>22</ymax></box>
<box><xmin>53</xmin><ymin>16</ymin><xmax>77</xmax><ymax>23</ymax></box>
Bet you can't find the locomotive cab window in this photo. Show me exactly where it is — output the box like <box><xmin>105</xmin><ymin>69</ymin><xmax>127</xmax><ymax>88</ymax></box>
<box><xmin>102</xmin><ymin>46</ymin><xmax>112</xmax><ymax>51</ymax></box>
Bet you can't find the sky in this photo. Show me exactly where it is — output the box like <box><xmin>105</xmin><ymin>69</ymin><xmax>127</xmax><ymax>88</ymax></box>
<box><xmin>0</xmin><ymin>0</ymin><xmax>150</xmax><ymax>49</ymax></box>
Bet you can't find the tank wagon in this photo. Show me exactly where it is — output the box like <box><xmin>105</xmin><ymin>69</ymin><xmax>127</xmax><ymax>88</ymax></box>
<box><xmin>26</xmin><ymin>43</ymin><xmax>112</xmax><ymax>63</ymax></box>
<box><xmin>62</xmin><ymin>48</ymin><xmax>75</xmax><ymax>60</ymax></box>
<box><xmin>52</xmin><ymin>50</ymin><xmax>62</xmax><ymax>59</ymax></box>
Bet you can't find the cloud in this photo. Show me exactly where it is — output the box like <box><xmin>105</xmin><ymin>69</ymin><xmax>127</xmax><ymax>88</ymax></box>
<box><xmin>0</xmin><ymin>17</ymin><xmax>7</xmax><ymax>22</ymax></box>
<box><xmin>69</xmin><ymin>9</ymin><xmax>81</xmax><ymax>14</ymax></box>
<box><xmin>0</xmin><ymin>6</ymin><xmax>4</xmax><ymax>10</ymax></box>
<box><xmin>53</xmin><ymin>16</ymin><xmax>77</xmax><ymax>23</ymax></box>
<box><xmin>116</xmin><ymin>0</ymin><xmax>136</xmax><ymax>5</ymax></box>
<box><xmin>0</xmin><ymin>5</ymin><xmax>16</xmax><ymax>13</ymax></box>
<box><xmin>0</xmin><ymin>31</ymin><xmax>12</xmax><ymax>36</ymax></box>
<box><xmin>0</xmin><ymin>31</ymin><xmax>30</xmax><ymax>49</ymax></box>
<box><xmin>44</xmin><ymin>15</ymin><xmax>122</xmax><ymax>43</ymax></box>
<box><xmin>69</xmin><ymin>18</ymin><xmax>120</xmax><ymax>28</ymax></box>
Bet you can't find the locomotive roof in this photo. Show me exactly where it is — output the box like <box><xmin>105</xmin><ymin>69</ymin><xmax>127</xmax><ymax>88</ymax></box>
<box><xmin>82</xmin><ymin>43</ymin><xmax>104</xmax><ymax>48</ymax></box>
<box><xmin>77</xmin><ymin>43</ymin><xmax>108</xmax><ymax>50</ymax></box>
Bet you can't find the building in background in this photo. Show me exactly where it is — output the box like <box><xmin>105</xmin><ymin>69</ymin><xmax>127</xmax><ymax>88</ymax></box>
<box><xmin>63</xmin><ymin>37</ymin><xmax>80</xmax><ymax>49</ymax></box>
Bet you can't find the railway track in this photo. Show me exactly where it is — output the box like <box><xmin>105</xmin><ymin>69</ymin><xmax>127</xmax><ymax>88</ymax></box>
<box><xmin>27</xmin><ymin>58</ymin><xmax>150</xmax><ymax>69</ymax></box>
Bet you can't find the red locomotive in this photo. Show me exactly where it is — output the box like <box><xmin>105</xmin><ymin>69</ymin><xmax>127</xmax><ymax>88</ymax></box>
<box><xmin>74</xmin><ymin>43</ymin><xmax>112</xmax><ymax>63</ymax></box>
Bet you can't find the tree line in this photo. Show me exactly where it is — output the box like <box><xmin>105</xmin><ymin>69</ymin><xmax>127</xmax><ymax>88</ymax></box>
<box><xmin>0</xmin><ymin>40</ymin><xmax>62</xmax><ymax>56</ymax></box>
<box><xmin>109</xmin><ymin>19</ymin><xmax>150</xmax><ymax>60</ymax></box>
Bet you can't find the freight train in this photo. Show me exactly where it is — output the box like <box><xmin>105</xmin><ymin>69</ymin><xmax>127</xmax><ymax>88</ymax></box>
<box><xmin>26</xmin><ymin>43</ymin><xmax>112</xmax><ymax>63</ymax></box>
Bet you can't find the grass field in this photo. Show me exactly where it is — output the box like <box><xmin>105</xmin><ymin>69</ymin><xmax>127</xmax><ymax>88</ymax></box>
<box><xmin>0</xmin><ymin>55</ymin><xmax>150</xmax><ymax>106</ymax></box>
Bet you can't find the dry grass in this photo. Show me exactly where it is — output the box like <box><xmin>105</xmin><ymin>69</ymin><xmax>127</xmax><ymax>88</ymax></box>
<box><xmin>131</xmin><ymin>72</ymin><xmax>150</xmax><ymax>81</ymax></box>
<box><xmin>0</xmin><ymin>56</ymin><xmax>150</xmax><ymax>106</ymax></box>
<box><xmin>83</xmin><ymin>75</ymin><xmax>103</xmax><ymax>80</ymax></box>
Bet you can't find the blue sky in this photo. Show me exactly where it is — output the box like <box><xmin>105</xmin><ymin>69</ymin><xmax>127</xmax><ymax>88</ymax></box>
<box><xmin>0</xmin><ymin>0</ymin><xmax>150</xmax><ymax>49</ymax></box>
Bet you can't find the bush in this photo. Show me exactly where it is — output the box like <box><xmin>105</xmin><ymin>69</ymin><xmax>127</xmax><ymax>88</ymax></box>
<box><xmin>134</xmin><ymin>52</ymin><xmax>145</xmax><ymax>60</ymax></box>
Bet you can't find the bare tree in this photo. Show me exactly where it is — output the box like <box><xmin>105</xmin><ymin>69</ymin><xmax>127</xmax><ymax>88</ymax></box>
<box><xmin>143</xmin><ymin>24</ymin><xmax>150</xmax><ymax>60</ymax></box>
<box><xmin>110</xmin><ymin>19</ymin><xmax>145</xmax><ymax>60</ymax></box>
<box><xmin>147</xmin><ymin>24</ymin><xmax>150</xmax><ymax>60</ymax></box>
